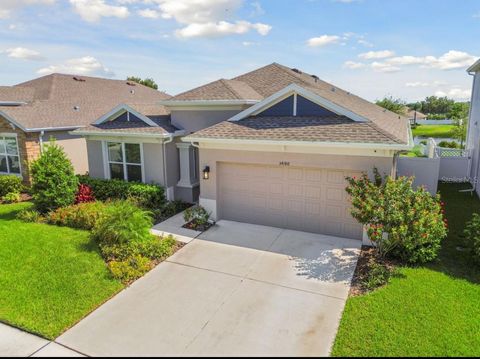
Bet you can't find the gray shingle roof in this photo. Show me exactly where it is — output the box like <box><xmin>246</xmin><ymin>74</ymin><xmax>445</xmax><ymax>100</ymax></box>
<box><xmin>186</xmin><ymin>116</ymin><xmax>402</xmax><ymax>144</ymax></box>
<box><xmin>78</xmin><ymin>115</ymin><xmax>179</xmax><ymax>136</ymax></box>
<box><xmin>0</xmin><ymin>74</ymin><xmax>171</xmax><ymax>131</ymax></box>
<box><xmin>171</xmin><ymin>79</ymin><xmax>262</xmax><ymax>101</ymax></box>
<box><xmin>172</xmin><ymin>63</ymin><xmax>410</xmax><ymax>144</ymax></box>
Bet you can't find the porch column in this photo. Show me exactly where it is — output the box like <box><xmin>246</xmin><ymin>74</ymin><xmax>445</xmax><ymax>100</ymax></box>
<box><xmin>176</xmin><ymin>142</ymin><xmax>199</xmax><ymax>192</ymax></box>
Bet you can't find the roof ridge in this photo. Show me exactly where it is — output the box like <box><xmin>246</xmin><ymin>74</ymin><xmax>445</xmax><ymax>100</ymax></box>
<box><xmin>219</xmin><ymin>79</ymin><xmax>242</xmax><ymax>99</ymax></box>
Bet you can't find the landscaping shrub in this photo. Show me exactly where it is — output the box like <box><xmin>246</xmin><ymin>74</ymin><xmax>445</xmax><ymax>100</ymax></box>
<box><xmin>47</xmin><ymin>202</ymin><xmax>108</xmax><ymax>230</ymax></box>
<box><xmin>2</xmin><ymin>192</ymin><xmax>20</xmax><ymax>204</ymax></box>
<box><xmin>92</xmin><ymin>200</ymin><xmax>154</xmax><ymax>248</ymax></box>
<box><xmin>438</xmin><ymin>140</ymin><xmax>460</xmax><ymax>149</ymax></box>
<box><xmin>75</xmin><ymin>184</ymin><xmax>95</xmax><ymax>204</ymax></box>
<box><xmin>464</xmin><ymin>213</ymin><xmax>480</xmax><ymax>264</ymax></box>
<box><xmin>361</xmin><ymin>262</ymin><xmax>394</xmax><ymax>291</ymax></box>
<box><xmin>184</xmin><ymin>206</ymin><xmax>210</xmax><ymax>228</ymax></box>
<box><xmin>30</xmin><ymin>142</ymin><xmax>78</xmax><ymax>213</ymax></box>
<box><xmin>77</xmin><ymin>176</ymin><xmax>165</xmax><ymax>210</ymax></box>
<box><xmin>346</xmin><ymin>168</ymin><xmax>447</xmax><ymax>264</ymax></box>
<box><xmin>0</xmin><ymin>175</ymin><xmax>23</xmax><ymax>197</ymax></box>
<box><xmin>91</xmin><ymin>201</ymin><xmax>176</xmax><ymax>282</ymax></box>
<box><xmin>16</xmin><ymin>209</ymin><xmax>43</xmax><ymax>223</ymax></box>
<box><xmin>107</xmin><ymin>255</ymin><xmax>153</xmax><ymax>283</ymax></box>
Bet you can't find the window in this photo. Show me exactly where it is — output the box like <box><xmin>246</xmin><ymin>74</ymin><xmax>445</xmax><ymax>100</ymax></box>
<box><xmin>0</xmin><ymin>135</ymin><xmax>20</xmax><ymax>175</ymax></box>
<box><xmin>107</xmin><ymin>142</ymin><xmax>143</xmax><ymax>182</ymax></box>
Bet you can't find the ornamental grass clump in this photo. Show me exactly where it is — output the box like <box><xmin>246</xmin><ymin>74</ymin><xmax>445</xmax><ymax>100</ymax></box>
<box><xmin>346</xmin><ymin>168</ymin><xmax>447</xmax><ymax>264</ymax></box>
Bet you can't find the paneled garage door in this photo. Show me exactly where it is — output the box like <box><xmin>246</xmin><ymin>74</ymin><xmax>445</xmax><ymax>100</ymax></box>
<box><xmin>218</xmin><ymin>163</ymin><xmax>363</xmax><ymax>240</ymax></box>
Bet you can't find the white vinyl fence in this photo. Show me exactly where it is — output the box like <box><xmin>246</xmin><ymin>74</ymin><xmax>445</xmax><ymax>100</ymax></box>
<box><xmin>397</xmin><ymin>138</ymin><xmax>471</xmax><ymax>194</ymax></box>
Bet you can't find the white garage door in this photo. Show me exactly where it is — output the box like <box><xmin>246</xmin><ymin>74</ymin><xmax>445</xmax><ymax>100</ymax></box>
<box><xmin>218</xmin><ymin>163</ymin><xmax>363</xmax><ymax>240</ymax></box>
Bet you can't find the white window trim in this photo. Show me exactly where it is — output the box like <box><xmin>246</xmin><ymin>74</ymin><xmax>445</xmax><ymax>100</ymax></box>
<box><xmin>0</xmin><ymin>133</ymin><xmax>22</xmax><ymax>177</ymax></box>
<box><xmin>102</xmin><ymin>141</ymin><xmax>145</xmax><ymax>183</ymax></box>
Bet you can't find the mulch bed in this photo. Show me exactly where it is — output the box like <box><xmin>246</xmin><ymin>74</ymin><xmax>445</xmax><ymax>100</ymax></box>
<box><xmin>349</xmin><ymin>246</ymin><xmax>398</xmax><ymax>296</ymax></box>
<box><xmin>182</xmin><ymin>221</ymin><xmax>213</xmax><ymax>232</ymax></box>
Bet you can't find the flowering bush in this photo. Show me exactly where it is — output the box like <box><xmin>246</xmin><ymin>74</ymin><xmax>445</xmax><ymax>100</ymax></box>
<box><xmin>346</xmin><ymin>168</ymin><xmax>447</xmax><ymax>264</ymax></box>
<box><xmin>47</xmin><ymin>202</ymin><xmax>108</xmax><ymax>230</ymax></box>
<box><xmin>75</xmin><ymin>184</ymin><xmax>95</xmax><ymax>204</ymax></box>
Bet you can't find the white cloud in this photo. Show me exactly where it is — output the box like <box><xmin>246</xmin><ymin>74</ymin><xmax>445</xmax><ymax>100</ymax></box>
<box><xmin>435</xmin><ymin>88</ymin><xmax>471</xmax><ymax>100</ymax></box>
<box><xmin>359</xmin><ymin>50</ymin><xmax>395</xmax><ymax>59</ymax></box>
<box><xmin>176</xmin><ymin>20</ymin><xmax>270</xmax><ymax>38</ymax></box>
<box><xmin>307</xmin><ymin>35</ymin><xmax>341</xmax><ymax>47</ymax></box>
<box><xmin>37</xmin><ymin>56</ymin><xmax>114</xmax><ymax>77</ymax></box>
<box><xmin>141</xmin><ymin>0</ymin><xmax>271</xmax><ymax>38</ymax></box>
<box><xmin>405</xmin><ymin>82</ymin><xmax>431</xmax><ymax>88</ymax></box>
<box><xmin>371</xmin><ymin>61</ymin><xmax>401</xmax><ymax>73</ymax></box>
<box><xmin>69</xmin><ymin>0</ymin><xmax>129</xmax><ymax>22</ymax></box>
<box><xmin>4</xmin><ymin>47</ymin><xmax>44</xmax><ymax>61</ymax></box>
<box><xmin>242</xmin><ymin>41</ymin><xmax>258</xmax><ymax>46</ymax></box>
<box><xmin>357</xmin><ymin>39</ymin><xmax>374</xmax><ymax>48</ymax></box>
<box><xmin>383</xmin><ymin>51</ymin><xmax>477</xmax><ymax>70</ymax></box>
<box><xmin>0</xmin><ymin>0</ymin><xmax>55</xmax><ymax>19</ymax></box>
<box><xmin>138</xmin><ymin>8</ymin><xmax>161</xmax><ymax>19</ymax></box>
<box><xmin>343</xmin><ymin>61</ymin><xmax>365</xmax><ymax>69</ymax></box>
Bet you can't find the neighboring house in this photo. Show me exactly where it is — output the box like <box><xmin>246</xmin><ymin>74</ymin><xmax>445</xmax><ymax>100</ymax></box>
<box><xmin>78</xmin><ymin>63</ymin><xmax>412</xmax><ymax>240</ymax></box>
<box><xmin>0</xmin><ymin>74</ymin><xmax>170</xmax><ymax>181</ymax></box>
<box><xmin>466</xmin><ymin>59</ymin><xmax>480</xmax><ymax>195</ymax></box>
<box><xmin>407</xmin><ymin>109</ymin><xmax>427</xmax><ymax>124</ymax></box>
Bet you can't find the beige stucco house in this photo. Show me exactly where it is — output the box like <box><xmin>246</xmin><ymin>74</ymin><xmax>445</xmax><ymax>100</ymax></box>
<box><xmin>0</xmin><ymin>74</ymin><xmax>170</xmax><ymax>181</ymax></box>
<box><xmin>78</xmin><ymin>63</ymin><xmax>412</xmax><ymax>240</ymax></box>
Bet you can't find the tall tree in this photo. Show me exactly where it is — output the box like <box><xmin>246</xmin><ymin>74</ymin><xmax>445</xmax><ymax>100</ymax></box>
<box><xmin>126</xmin><ymin>76</ymin><xmax>158</xmax><ymax>90</ymax></box>
<box><xmin>376</xmin><ymin>96</ymin><xmax>407</xmax><ymax>115</ymax></box>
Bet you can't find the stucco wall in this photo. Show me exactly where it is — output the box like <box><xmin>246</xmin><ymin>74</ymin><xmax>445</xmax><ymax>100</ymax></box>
<box><xmin>198</xmin><ymin>148</ymin><xmax>394</xmax><ymax>220</ymax></box>
<box><xmin>47</xmin><ymin>131</ymin><xmax>88</xmax><ymax>175</ymax></box>
<box><xmin>468</xmin><ymin>73</ymin><xmax>480</xmax><ymax>196</ymax></box>
<box><xmin>171</xmin><ymin>109</ymin><xmax>245</xmax><ymax>134</ymax></box>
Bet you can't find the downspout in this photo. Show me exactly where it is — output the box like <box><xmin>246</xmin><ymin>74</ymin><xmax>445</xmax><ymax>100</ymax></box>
<box><xmin>39</xmin><ymin>130</ymin><xmax>45</xmax><ymax>154</ymax></box>
<box><xmin>163</xmin><ymin>135</ymin><xmax>173</xmax><ymax>200</ymax></box>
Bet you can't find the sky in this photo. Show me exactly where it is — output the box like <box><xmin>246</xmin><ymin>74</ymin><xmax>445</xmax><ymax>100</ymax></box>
<box><xmin>0</xmin><ymin>0</ymin><xmax>478</xmax><ymax>102</ymax></box>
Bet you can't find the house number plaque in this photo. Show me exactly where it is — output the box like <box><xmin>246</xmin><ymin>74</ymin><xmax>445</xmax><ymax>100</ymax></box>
<box><xmin>279</xmin><ymin>161</ymin><xmax>290</xmax><ymax>166</ymax></box>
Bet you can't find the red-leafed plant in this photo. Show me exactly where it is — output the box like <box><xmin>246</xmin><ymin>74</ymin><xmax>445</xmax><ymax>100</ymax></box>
<box><xmin>75</xmin><ymin>184</ymin><xmax>95</xmax><ymax>204</ymax></box>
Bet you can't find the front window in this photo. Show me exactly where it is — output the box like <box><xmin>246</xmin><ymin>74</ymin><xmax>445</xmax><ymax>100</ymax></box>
<box><xmin>107</xmin><ymin>142</ymin><xmax>143</xmax><ymax>182</ymax></box>
<box><xmin>0</xmin><ymin>135</ymin><xmax>20</xmax><ymax>175</ymax></box>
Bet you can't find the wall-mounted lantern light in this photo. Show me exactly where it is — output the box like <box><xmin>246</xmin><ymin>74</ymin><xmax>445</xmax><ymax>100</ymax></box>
<box><xmin>203</xmin><ymin>166</ymin><xmax>210</xmax><ymax>180</ymax></box>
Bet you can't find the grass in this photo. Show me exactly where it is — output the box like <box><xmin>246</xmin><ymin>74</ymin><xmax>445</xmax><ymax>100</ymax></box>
<box><xmin>400</xmin><ymin>144</ymin><xmax>427</xmax><ymax>158</ymax></box>
<box><xmin>332</xmin><ymin>183</ymin><xmax>480</xmax><ymax>357</ymax></box>
<box><xmin>0</xmin><ymin>202</ymin><xmax>124</xmax><ymax>339</ymax></box>
<box><xmin>412</xmin><ymin>124</ymin><xmax>456</xmax><ymax>138</ymax></box>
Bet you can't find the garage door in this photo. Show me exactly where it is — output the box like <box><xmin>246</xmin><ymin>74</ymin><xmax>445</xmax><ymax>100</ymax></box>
<box><xmin>218</xmin><ymin>163</ymin><xmax>363</xmax><ymax>240</ymax></box>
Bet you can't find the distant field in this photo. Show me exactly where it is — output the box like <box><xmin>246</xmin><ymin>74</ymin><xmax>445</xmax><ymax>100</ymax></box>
<box><xmin>412</xmin><ymin>124</ymin><xmax>455</xmax><ymax>138</ymax></box>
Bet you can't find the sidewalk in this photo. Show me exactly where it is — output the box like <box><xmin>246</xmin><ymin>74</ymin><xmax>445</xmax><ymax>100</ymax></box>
<box><xmin>151</xmin><ymin>211</ymin><xmax>202</xmax><ymax>244</ymax></box>
<box><xmin>0</xmin><ymin>323</ymin><xmax>84</xmax><ymax>357</ymax></box>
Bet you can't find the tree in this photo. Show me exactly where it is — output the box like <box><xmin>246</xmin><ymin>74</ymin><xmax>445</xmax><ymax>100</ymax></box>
<box><xmin>449</xmin><ymin>102</ymin><xmax>469</xmax><ymax>148</ymax></box>
<box><xmin>375</xmin><ymin>96</ymin><xmax>407</xmax><ymax>115</ymax></box>
<box><xmin>420</xmin><ymin>96</ymin><xmax>455</xmax><ymax>116</ymax></box>
<box><xmin>30</xmin><ymin>140</ymin><xmax>78</xmax><ymax>213</ymax></box>
<box><xmin>126</xmin><ymin>76</ymin><xmax>158</xmax><ymax>90</ymax></box>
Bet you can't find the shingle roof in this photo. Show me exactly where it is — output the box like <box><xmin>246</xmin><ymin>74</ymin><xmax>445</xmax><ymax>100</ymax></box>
<box><xmin>171</xmin><ymin>79</ymin><xmax>262</xmax><ymax>101</ymax></box>
<box><xmin>0</xmin><ymin>73</ymin><xmax>171</xmax><ymax>131</ymax></box>
<box><xmin>78</xmin><ymin>115</ymin><xmax>179</xmax><ymax>136</ymax></box>
<box><xmin>172</xmin><ymin>63</ymin><xmax>410</xmax><ymax>144</ymax></box>
<box><xmin>186</xmin><ymin>116</ymin><xmax>401</xmax><ymax>144</ymax></box>
<box><xmin>0</xmin><ymin>86</ymin><xmax>35</xmax><ymax>102</ymax></box>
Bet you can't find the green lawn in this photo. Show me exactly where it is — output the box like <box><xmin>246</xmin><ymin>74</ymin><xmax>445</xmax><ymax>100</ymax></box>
<box><xmin>0</xmin><ymin>202</ymin><xmax>124</xmax><ymax>339</ymax></box>
<box><xmin>412</xmin><ymin>124</ymin><xmax>456</xmax><ymax>138</ymax></box>
<box><xmin>332</xmin><ymin>183</ymin><xmax>480</xmax><ymax>357</ymax></box>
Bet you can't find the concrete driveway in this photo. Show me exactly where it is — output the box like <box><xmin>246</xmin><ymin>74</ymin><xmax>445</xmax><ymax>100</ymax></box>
<box><xmin>57</xmin><ymin>221</ymin><xmax>361</xmax><ymax>357</ymax></box>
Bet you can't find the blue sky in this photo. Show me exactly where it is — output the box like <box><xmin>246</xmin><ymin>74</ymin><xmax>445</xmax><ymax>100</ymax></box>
<box><xmin>0</xmin><ymin>0</ymin><xmax>478</xmax><ymax>102</ymax></box>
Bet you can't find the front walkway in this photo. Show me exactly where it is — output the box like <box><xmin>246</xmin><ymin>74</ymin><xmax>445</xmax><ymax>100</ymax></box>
<box><xmin>0</xmin><ymin>323</ymin><xmax>83</xmax><ymax>357</ymax></box>
<box><xmin>57</xmin><ymin>221</ymin><xmax>361</xmax><ymax>356</ymax></box>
